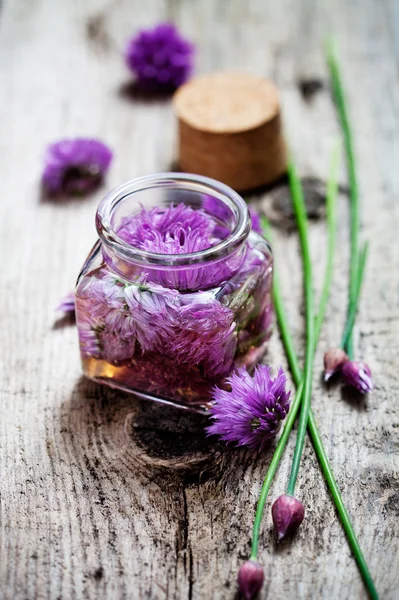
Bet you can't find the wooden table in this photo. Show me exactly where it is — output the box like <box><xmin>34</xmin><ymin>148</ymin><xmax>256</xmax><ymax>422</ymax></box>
<box><xmin>1</xmin><ymin>1</ymin><xmax>398</xmax><ymax>598</ymax></box>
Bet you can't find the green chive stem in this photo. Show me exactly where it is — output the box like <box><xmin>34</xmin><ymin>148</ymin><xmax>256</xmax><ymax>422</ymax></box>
<box><xmin>314</xmin><ymin>143</ymin><xmax>339</xmax><ymax>342</ymax></box>
<box><xmin>326</xmin><ymin>39</ymin><xmax>360</xmax><ymax>355</ymax></box>
<box><xmin>341</xmin><ymin>242</ymin><xmax>369</xmax><ymax>356</ymax></box>
<box><xmin>251</xmin><ymin>145</ymin><xmax>338</xmax><ymax>557</ymax></box>
<box><xmin>252</xmin><ymin>160</ymin><xmax>378</xmax><ymax>599</ymax></box>
<box><xmin>286</xmin><ymin>160</ymin><xmax>315</xmax><ymax>496</ymax></box>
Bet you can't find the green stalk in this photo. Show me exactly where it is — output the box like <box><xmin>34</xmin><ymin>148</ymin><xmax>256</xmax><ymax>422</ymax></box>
<box><xmin>249</xmin><ymin>381</ymin><xmax>304</xmax><ymax>559</ymax></box>
<box><xmin>326</xmin><ymin>39</ymin><xmax>360</xmax><ymax>355</ymax></box>
<box><xmin>251</xmin><ymin>146</ymin><xmax>338</xmax><ymax>558</ymax></box>
<box><xmin>252</xmin><ymin>160</ymin><xmax>378</xmax><ymax>600</ymax></box>
<box><xmin>277</xmin><ymin>296</ymin><xmax>378</xmax><ymax>600</ymax></box>
<box><xmin>341</xmin><ymin>242</ymin><xmax>369</xmax><ymax>356</ymax></box>
<box><xmin>314</xmin><ymin>144</ymin><xmax>339</xmax><ymax>341</ymax></box>
<box><xmin>320</xmin><ymin>44</ymin><xmax>377</xmax><ymax>596</ymax></box>
<box><xmin>285</xmin><ymin>161</ymin><xmax>315</xmax><ymax>495</ymax></box>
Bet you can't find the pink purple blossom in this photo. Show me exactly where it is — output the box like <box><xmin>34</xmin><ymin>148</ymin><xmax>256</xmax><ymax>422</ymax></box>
<box><xmin>124</xmin><ymin>282</ymin><xmax>180</xmax><ymax>352</ymax></box>
<box><xmin>117</xmin><ymin>203</ymin><xmax>217</xmax><ymax>252</ymax></box>
<box><xmin>125</xmin><ymin>23</ymin><xmax>194</xmax><ymax>91</ymax></box>
<box><xmin>77</xmin><ymin>312</ymin><xmax>102</xmax><ymax>358</ymax></box>
<box><xmin>77</xmin><ymin>271</ymin><xmax>237</xmax><ymax>378</ymax></box>
<box><xmin>42</xmin><ymin>138</ymin><xmax>112</xmax><ymax>196</ymax></box>
<box><xmin>341</xmin><ymin>360</ymin><xmax>373</xmax><ymax>393</ymax></box>
<box><xmin>206</xmin><ymin>365</ymin><xmax>291</xmax><ymax>450</ymax></box>
<box><xmin>169</xmin><ymin>299</ymin><xmax>237</xmax><ymax>377</ymax></box>
<box><xmin>116</xmin><ymin>204</ymin><xmax>247</xmax><ymax>290</ymax></box>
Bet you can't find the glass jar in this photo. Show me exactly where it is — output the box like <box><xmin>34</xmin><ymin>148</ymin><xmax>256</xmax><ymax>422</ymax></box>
<box><xmin>75</xmin><ymin>173</ymin><xmax>273</xmax><ymax>413</ymax></box>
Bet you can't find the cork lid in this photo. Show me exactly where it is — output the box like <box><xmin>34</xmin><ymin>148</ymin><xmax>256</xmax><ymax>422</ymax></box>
<box><xmin>173</xmin><ymin>72</ymin><xmax>280</xmax><ymax>134</ymax></box>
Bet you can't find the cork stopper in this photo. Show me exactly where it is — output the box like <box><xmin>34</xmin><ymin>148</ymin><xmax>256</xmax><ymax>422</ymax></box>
<box><xmin>173</xmin><ymin>72</ymin><xmax>287</xmax><ymax>191</ymax></box>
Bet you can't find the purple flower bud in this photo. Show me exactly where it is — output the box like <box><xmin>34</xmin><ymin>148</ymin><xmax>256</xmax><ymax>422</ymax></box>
<box><xmin>57</xmin><ymin>292</ymin><xmax>75</xmax><ymax>314</ymax></box>
<box><xmin>237</xmin><ymin>560</ymin><xmax>264</xmax><ymax>600</ymax></box>
<box><xmin>341</xmin><ymin>360</ymin><xmax>373</xmax><ymax>393</ymax></box>
<box><xmin>272</xmin><ymin>494</ymin><xmax>305</xmax><ymax>541</ymax></box>
<box><xmin>323</xmin><ymin>347</ymin><xmax>349</xmax><ymax>381</ymax></box>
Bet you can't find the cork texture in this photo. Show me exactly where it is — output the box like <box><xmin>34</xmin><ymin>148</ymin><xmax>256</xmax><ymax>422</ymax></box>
<box><xmin>174</xmin><ymin>72</ymin><xmax>287</xmax><ymax>190</ymax></box>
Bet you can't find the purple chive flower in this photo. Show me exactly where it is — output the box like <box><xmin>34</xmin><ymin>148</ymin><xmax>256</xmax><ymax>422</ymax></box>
<box><xmin>56</xmin><ymin>292</ymin><xmax>75</xmax><ymax>314</ymax></box>
<box><xmin>42</xmin><ymin>138</ymin><xmax>112</xmax><ymax>196</ymax></box>
<box><xmin>125</xmin><ymin>23</ymin><xmax>194</xmax><ymax>91</ymax></box>
<box><xmin>237</xmin><ymin>560</ymin><xmax>265</xmax><ymax>600</ymax></box>
<box><xmin>272</xmin><ymin>495</ymin><xmax>305</xmax><ymax>541</ymax></box>
<box><xmin>323</xmin><ymin>347</ymin><xmax>349</xmax><ymax>382</ymax></box>
<box><xmin>206</xmin><ymin>365</ymin><xmax>291</xmax><ymax>450</ymax></box>
<box><xmin>117</xmin><ymin>204</ymin><xmax>217</xmax><ymax>253</ymax></box>
<box><xmin>77</xmin><ymin>312</ymin><xmax>103</xmax><ymax>358</ymax></box>
<box><xmin>124</xmin><ymin>282</ymin><xmax>180</xmax><ymax>352</ymax></box>
<box><xmin>341</xmin><ymin>360</ymin><xmax>374</xmax><ymax>393</ymax></box>
<box><xmin>169</xmin><ymin>298</ymin><xmax>237</xmax><ymax>378</ymax></box>
<box><xmin>76</xmin><ymin>267</ymin><xmax>238</xmax><ymax>377</ymax></box>
<box><xmin>78</xmin><ymin>271</ymin><xmax>181</xmax><ymax>361</ymax></box>
<box><xmin>116</xmin><ymin>204</ymin><xmax>247</xmax><ymax>290</ymax></box>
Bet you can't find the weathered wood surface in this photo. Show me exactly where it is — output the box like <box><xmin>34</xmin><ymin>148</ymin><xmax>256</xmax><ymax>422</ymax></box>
<box><xmin>0</xmin><ymin>0</ymin><xmax>398</xmax><ymax>598</ymax></box>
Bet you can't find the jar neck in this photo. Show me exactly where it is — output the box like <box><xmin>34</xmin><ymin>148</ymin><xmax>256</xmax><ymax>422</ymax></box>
<box><xmin>96</xmin><ymin>173</ymin><xmax>251</xmax><ymax>291</ymax></box>
<box><xmin>102</xmin><ymin>241</ymin><xmax>249</xmax><ymax>291</ymax></box>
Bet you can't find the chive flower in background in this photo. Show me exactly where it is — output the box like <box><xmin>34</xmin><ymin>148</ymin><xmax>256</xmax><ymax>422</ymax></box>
<box><xmin>207</xmin><ymin>366</ymin><xmax>291</xmax><ymax>450</ymax></box>
<box><xmin>125</xmin><ymin>23</ymin><xmax>195</xmax><ymax>91</ymax></box>
<box><xmin>42</xmin><ymin>138</ymin><xmax>113</xmax><ymax>196</ymax></box>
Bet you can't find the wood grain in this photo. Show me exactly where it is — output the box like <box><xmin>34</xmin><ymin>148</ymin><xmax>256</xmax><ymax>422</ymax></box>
<box><xmin>0</xmin><ymin>0</ymin><xmax>398</xmax><ymax>599</ymax></box>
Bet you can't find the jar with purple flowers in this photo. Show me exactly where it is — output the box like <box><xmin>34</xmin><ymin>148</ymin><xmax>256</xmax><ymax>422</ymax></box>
<box><xmin>75</xmin><ymin>173</ymin><xmax>273</xmax><ymax>412</ymax></box>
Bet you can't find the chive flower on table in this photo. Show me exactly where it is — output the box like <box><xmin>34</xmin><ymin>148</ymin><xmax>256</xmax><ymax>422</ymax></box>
<box><xmin>125</xmin><ymin>23</ymin><xmax>194</xmax><ymax>91</ymax></box>
<box><xmin>206</xmin><ymin>365</ymin><xmax>291</xmax><ymax>451</ymax></box>
<box><xmin>42</xmin><ymin>138</ymin><xmax>112</xmax><ymax>196</ymax></box>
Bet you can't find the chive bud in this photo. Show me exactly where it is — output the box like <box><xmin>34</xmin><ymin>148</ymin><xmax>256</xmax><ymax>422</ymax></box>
<box><xmin>271</xmin><ymin>494</ymin><xmax>305</xmax><ymax>541</ymax></box>
<box><xmin>237</xmin><ymin>560</ymin><xmax>264</xmax><ymax>599</ymax></box>
<box><xmin>323</xmin><ymin>347</ymin><xmax>349</xmax><ymax>381</ymax></box>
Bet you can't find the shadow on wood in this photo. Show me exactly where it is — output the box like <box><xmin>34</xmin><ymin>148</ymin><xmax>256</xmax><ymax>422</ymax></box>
<box><xmin>62</xmin><ymin>376</ymin><xmax>232</xmax><ymax>482</ymax></box>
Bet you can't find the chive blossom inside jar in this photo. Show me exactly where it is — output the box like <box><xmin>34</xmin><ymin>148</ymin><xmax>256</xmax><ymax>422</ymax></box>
<box><xmin>75</xmin><ymin>173</ymin><xmax>273</xmax><ymax>412</ymax></box>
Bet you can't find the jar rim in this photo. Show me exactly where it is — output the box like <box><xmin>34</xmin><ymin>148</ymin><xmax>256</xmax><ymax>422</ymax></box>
<box><xmin>96</xmin><ymin>172</ymin><xmax>251</xmax><ymax>267</ymax></box>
